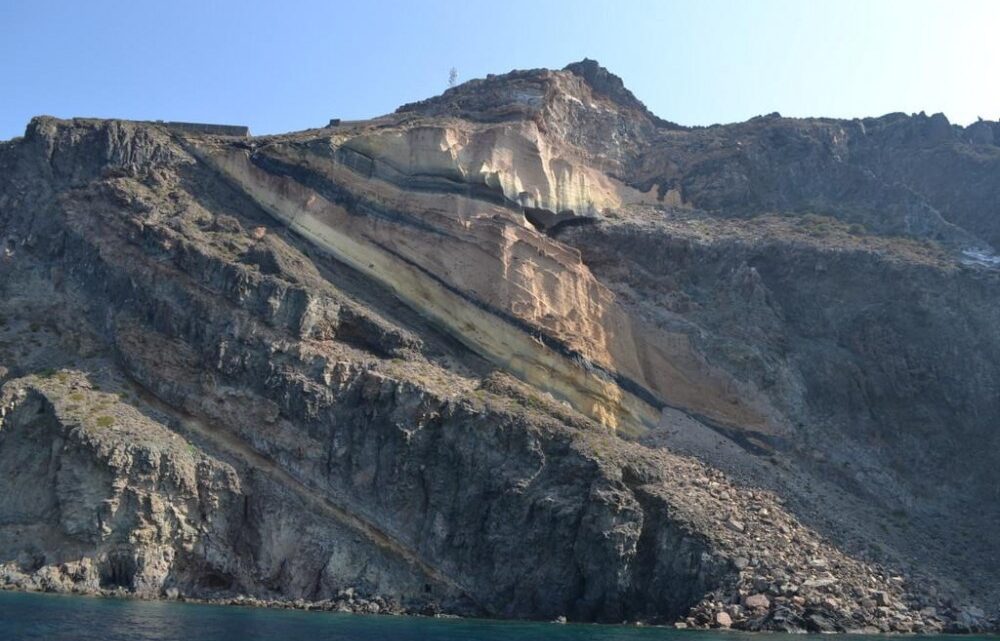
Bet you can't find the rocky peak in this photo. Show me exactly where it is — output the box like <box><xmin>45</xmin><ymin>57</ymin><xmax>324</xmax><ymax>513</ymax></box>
<box><xmin>395</xmin><ymin>67</ymin><xmax>561</xmax><ymax>121</ymax></box>
<box><xmin>563</xmin><ymin>58</ymin><xmax>678</xmax><ymax>129</ymax></box>
<box><xmin>395</xmin><ymin>60</ymin><xmax>677</xmax><ymax>131</ymax></box>
<box><xmin>391</xmin><ymin>61</ymin><xmax>676</xmax><ymax>182</ymax></box>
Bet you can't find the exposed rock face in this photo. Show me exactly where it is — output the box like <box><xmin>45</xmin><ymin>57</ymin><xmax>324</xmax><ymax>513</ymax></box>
<box><xmin>0</xmin><ymin>61</ymin><xmax>998</xmax><ymax>632</ymax></box>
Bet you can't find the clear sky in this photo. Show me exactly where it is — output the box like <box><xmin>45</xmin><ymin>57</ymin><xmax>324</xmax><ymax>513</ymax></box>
<box><xmin>2</xmin><ymin>0</ymin><xmax>999</xmax><ymax>141</ymax></box>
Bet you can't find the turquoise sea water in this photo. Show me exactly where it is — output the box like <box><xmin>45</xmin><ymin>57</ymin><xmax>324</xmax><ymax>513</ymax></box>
<box><xmin>0</xmin><ymin>591</ymin><xmax>993</xmax><ymax>641</ymax></box>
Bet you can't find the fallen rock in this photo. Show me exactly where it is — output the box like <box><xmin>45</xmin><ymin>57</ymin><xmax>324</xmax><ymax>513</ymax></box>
<box><xmin>743</xmin><ymin>593</ymin><xmax>771</xmax><ymax>610</ymax></box>
<box><xmin>726</xmin><ymin>517</ymin><xmax>746</xmax><ymax>533</ymax></box>
<box><xmin>807</xmin><ymin>612</ymin><xmax>837</xmax><ymax>632</ymax></box>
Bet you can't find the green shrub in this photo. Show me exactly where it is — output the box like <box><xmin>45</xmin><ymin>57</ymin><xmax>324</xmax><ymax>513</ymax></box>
<box><xmin>95</xmin><ymin>416</ymin><xmax>114</xmax><ymax>428</ymax></box>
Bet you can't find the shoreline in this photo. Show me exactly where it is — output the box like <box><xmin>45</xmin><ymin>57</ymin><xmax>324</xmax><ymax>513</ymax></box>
<box><xmin>1</xmin><ymin>584</ymin><xmax>996</xmax><ymax>635</ymax></box>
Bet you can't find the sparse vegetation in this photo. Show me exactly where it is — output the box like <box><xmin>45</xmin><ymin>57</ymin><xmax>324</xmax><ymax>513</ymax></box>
<box><xmin>799</xmin><ymin>213</ymin><xmax>835</xmax><ymax>236</ymax></box>
<box><xmin>94</xmin><ymin>415</ymin><xmax>115</xmax><ymax>428</ymax></box>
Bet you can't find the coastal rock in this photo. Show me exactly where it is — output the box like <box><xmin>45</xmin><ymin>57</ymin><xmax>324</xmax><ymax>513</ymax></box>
<box><xmin>743</xmin><ymin>593</ymin><xmax>771</xmax><ymax>610</ymax></box>
<box><xmin>0</xmin><ymin>60</ymin><xmax>997</xmax><ymax>631</ymax></box>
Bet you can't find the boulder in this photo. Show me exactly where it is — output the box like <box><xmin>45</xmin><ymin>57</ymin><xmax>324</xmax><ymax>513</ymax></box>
<box><xmin>743</xmin><ymin>593</ymin><xmax>771</xmax><ymax>610</ymax></box>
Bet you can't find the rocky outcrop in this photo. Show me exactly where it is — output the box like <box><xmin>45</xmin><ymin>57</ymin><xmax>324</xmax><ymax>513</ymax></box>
<box><xmin>0</xmin><ymin>61</ymin><xmax>998</xmax><ymax>632</ymax></box>
<box><xmin>561</xmin><ymin>213</ymin><xmax>1000</xmax><ymax>616</ymax></box>
<box><xmin>192</xmin><ymin>120</ymin><xmax>771</xmax><ymax>437</ymax></box>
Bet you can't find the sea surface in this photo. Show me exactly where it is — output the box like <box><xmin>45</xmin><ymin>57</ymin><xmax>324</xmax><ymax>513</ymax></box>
<box><xmin>0</xmin><ymin>591</ymin><xmax>992</xmax><ymax>641</ymax></box>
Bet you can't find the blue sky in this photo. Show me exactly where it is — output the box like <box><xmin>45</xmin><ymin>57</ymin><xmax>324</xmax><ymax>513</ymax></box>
<box><xmin>2</xmin><ymin>0</ymin><xmax>998</xmax><ymax>140</ymax></box>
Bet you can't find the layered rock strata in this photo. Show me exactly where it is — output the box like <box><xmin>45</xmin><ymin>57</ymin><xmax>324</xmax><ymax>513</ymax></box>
<box><xmin>1</xmin><ymin>61</ymin><xmax>998</xmax><ymax>632</ymax></box>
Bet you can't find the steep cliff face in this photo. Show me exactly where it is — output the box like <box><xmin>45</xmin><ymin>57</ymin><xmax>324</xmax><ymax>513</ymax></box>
<box><xmin>0</xmin><ymin>61</ymin><xmax>998</xmax><ymax>632</ymax></box>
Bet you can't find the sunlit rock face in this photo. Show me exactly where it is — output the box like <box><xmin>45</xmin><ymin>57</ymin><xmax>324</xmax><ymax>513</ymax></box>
<box><xmin>2</xmin><ymin>60</ymin><xmax>1000</xmax><ymax>631</ymax></box>
<box><xmin>343</xmin><ymin>122</ymin><xmax>622</xmax><ymax>217</ymax></box>
<box><xmin>196</xmin><ymin>113</ymin><xmax>767</xmax><ymax>436</ymax></box>
<box><xmin>183</xmin><ymin>60</ymin><xmax>775</xmax><ymax>437</ymax></box>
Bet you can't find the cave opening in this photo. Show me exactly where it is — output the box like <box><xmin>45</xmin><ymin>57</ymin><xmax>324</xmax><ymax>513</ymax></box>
<box><xmin>99</xmin><ymin>552</ymin><xmax>137</xmax><ymax>590</ymax></box>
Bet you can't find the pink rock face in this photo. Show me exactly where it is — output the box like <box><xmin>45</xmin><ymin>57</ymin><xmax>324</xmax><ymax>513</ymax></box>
<box><xmin>193</xmin><ymin>92</ymin><xmax>778</xmax><ymax>440</ymax></box>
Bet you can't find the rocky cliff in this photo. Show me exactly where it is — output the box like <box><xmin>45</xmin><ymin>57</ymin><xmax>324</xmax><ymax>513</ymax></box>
<box><xmin>0</xmin><ymin>61</ymin><xmax>997</xmax><ymax>633</ymax></box>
